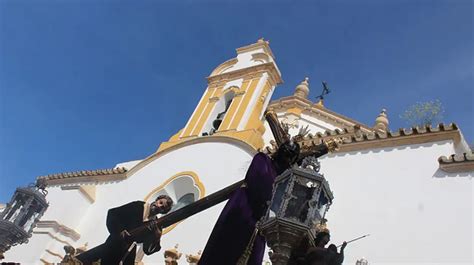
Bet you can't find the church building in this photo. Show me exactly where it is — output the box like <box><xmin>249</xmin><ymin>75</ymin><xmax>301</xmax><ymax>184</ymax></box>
<box><xmin>3</xmin><ymin>39</ymin><xmax>473</xmax><ymax>264</ymax></box>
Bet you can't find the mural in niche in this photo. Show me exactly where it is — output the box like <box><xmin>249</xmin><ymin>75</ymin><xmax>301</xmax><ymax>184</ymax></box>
<box><xmin>143</xmin><ymin>172</ymin><xmax>205</xmax><ymax>234</ymax></box>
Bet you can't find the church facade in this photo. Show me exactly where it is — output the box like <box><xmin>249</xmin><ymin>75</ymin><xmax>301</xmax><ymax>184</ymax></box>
<box><xmin>4</xmin><ymin>40</ymin><xmax>473</xmax><ymax>264</ymax></box>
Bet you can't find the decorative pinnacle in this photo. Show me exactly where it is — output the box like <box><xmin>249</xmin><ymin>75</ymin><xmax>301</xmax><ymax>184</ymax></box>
<box><xmin>294</xmin><ymin>77</ymin><xmax>310</xmax><ymax>99</ymax></box>
<box><xmin>258</xmin><ymin>38</ymin><xmax>269</xmax><ymax>44</ymax></box>
<box><xmin>374</xmin><ymin>108</ymin><xmax>389</xmax><ymax>131</ymax></box>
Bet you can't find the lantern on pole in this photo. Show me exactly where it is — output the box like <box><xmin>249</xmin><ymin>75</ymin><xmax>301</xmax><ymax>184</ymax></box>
<box><xmin>0</xmin><ymin>179</ymin><xmax>48</xmax><ymax>257</ymax></box>
<box><xmin>260</xmin><ymin>156</ymin><xmax>333</xmax><ymax>265</ymax></box>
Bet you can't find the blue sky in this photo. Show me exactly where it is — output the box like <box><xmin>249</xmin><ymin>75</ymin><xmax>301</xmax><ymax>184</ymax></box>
<box><xmin>0</xmin><ymin>0</ymin><xmax>472</xmax><ymax>202</ymax></box>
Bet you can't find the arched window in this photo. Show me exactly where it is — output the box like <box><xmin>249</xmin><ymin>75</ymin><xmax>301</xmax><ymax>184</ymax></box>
<box><xmin>139</xmin><ymin>173</ymin><xmax>204</xmax><ymax>261</ymax></box>
<box><xmin>143</xmin><ymin>172</ymin><xmax>205</xmax><ymax>234</ymax></box>
<box><xmin>170</xmin><ymin>193</ymin><xmax>195</xmax><ymax>212</ymax></box>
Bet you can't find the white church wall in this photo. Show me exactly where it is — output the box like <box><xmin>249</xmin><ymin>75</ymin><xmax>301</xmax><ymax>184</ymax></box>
<box><xmin>5</xmin><ymin>232</ymin><xmax>55</xmax><ymax>263</ymax></box>
<box><xmin>5</xmin><ymin>141</ymin><xmax>254</xmax><ymax>264</ymax></box>
<box><xmin>72</xmin><ymin>141</ymin><xmax>254</xmax><ymax>264</ymax></box>
<box><xmin>320</xmin><ymin>140</ymin><xmax>472</xmax><ymax>265</ymax></box>
<box><xmin>299</xmin><ymin>113</ymin><xmax>340</xmax><ymax>133</ymax></box>
<box><xmin>39</xmin><ymin>186</ymin><xmax>92</xmax><ymax>229</ymax></box>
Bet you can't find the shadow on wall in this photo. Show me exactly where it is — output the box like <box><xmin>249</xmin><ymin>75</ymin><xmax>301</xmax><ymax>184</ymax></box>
<box><xmin>432</xmin><ymin>168</ymin><xmax>472</xmax><ymax>179</ymax></box>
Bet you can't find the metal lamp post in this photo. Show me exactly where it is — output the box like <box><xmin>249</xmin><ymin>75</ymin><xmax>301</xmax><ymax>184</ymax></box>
<box><xmin>260</xmin><ymin>156</ymin><xmax>333</xmax><ymax>265</ymax></box>
<box><xmin>0</xmin><ymin>180</ymin><xmax>48</xmax><ymax>257</ymax></box>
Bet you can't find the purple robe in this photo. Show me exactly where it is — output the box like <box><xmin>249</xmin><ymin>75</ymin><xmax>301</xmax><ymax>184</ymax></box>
<box><xmin>199</xmin><ymin>153</ymin><xmax>278</xmax><ymax>265</ymax></box>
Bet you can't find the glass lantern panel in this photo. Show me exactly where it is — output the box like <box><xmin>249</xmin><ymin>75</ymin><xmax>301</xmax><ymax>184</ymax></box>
<box><xmin>316</xmin><ymin>191</ymin><xmax>329</xmax><ymax>219</ymax></box>
<box><xmin>24</xmin><ymin>212</ymin><xmax>40</xmax><ymax>232</ymax></box>
<box><xmin>19</xmin><ymin>200</ymin><xmax>40</xmax><ymax>227</ymax></box>
<box><xmin>284</xmin><ymin>177</ymin><xmax>319</xmax><ymax>224</ymax></box>
<box><xmin>5</xmin><ymin>194</ymin><xmax>25</xmax><ymax>221</ymax></box>
<box><xmin>269</xmin><ymin>178</ymin><xmax>289</xmax><ymax>218</ymax></box>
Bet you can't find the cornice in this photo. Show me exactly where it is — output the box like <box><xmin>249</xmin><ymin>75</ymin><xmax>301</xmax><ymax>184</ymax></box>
<box><xmin>264</xmin><ymin>123</ymin><xmax>461</xmax><ymax>154</ymax></box>
<box><xmin>209</xmin><ymin>58</ymin><xmax>238</xmax><ymax>77</ymax></box>
<box><xmin>36</xmin><ymin>220</ymin><xmax>81</xmax><ymax>241</ymax></box>
<box><xmin>268</xmin><ymin>96</ymin><xmax>373</xmax><ymax>132</ymax></box>
<box><xmin>40</xmin><ymin>258</ymin><xmax>51</xmax><ymax>264</ymax></box>
<box><xmin>206</xmin><ymin>62</ymin><xmax>282</xmax><ymax>86</ymax></box>
<box><xmin>37</xmin><ymin>167</ymin><xmax>127</xmax><ymax>186</ymax></box>
<box><xmin>438</xmin><ymin>152</ymin><xmax>474</xmax><ymax>173</ymax></box>
<box><xmin>61</xmin><ymin>185</ymin><xmax>96</xmax><ymax>203</ymax></box>
<box><xmin>45</xmin><ymin>249</ymin><xmax>63</xmax><ymax>260</ymax></box>
<box><xmin>236</xmin><ymin>40</ymin><xmax>275</xmax><ymax>59</ymax></box>
<box><xmin>33</xmin><ymin>231</ymin><xmax>73</xmax><ymax>246</ymax></box>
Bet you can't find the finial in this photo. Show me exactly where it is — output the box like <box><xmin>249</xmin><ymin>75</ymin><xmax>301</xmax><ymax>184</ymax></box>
<box><xmin>164</xmin><ymin>244</ymin><xmax>182</xmax><ymax>262</ymax></box>
<box><xmin>258</xmin><ymin>38</ymin><xmax>269</xmax><ymax>44</ymax></box>
<box><xmin>294</xmin><ymin>77</ymin><xmax>310</xmax><ymax>99</ymax></box>
<box><xmin>374</xmin><ymin>108</ymin><xmax>389</xmax><ymax>132</ymax></box>
<box><xmin>315</xmin><ymin>99</ymin><xmax>324</xmax><ymax>107</ymax></box>
<box><xmin>186</xmin><ymin>250</ymin><xmax>203</xmax><ymax>263</ymax></box>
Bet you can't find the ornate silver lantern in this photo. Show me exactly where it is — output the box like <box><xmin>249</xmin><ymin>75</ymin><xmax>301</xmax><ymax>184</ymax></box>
<box><xmin>260</xmin><ymin>157</ymin><xmax>334</xmax><ymax>265</ymax></box>
<box><xmin>0</xmin><ymin>180</ymin><xmax>48</xmax><ymax>256</ymax></box>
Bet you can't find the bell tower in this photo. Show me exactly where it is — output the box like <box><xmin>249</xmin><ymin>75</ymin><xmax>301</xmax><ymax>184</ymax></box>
<box><xmin>159</xmin><ymin>39</ymin><xmax>282</xmax><ymax>151</ymax></box>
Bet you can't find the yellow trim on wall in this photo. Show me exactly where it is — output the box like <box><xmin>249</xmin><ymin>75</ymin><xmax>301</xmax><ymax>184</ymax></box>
<box><xmin>191</xmin><ymin>99</ymin><xmax>216</xmax><ymax>136</ymax></box>
<box><xmin>143</xmin><ymin>171</ymin><xmax>205</xmax><ymax>235</ymax></box>
<box><xmin>287</xmin><ymin>107</ymin><xmax>303</xmax><ymax>116</ymax></box>
<box><xmin>190</xmin><ymin>84</ymin><xmax>225</xmax><ymax>136</ymax></box>
<box><xmin>229</xmin><ymin>76</ymin><xmax>262</xmax><ymax>129</ymax></box>
<box><xmin>245</xmin><ymin>80</ymin><xmax>272</xmax><ymax>131</ymax></box>
<box><xmin>182</xmin><ymin>88</ymin><xmax>213</xmax><ymax>137</ymax></box>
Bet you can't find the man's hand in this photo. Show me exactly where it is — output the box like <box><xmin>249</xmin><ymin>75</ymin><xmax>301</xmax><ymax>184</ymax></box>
<box><xmin>341</xmin><ymin>241</ymin><xmax>347</xmax><ymax>251</ymax></box>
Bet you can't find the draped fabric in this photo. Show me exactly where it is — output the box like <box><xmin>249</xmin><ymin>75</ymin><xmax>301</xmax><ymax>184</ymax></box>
<box><xmin>199</xmin><ymin>153</ymin><xmax>278</xmax><ymax>265</ymax></box>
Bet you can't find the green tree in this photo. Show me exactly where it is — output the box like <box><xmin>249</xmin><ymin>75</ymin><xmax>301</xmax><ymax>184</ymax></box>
<box><xmin>400</xmin><ymin>100</ymin><xmax>445</xmax><ymax>127</ymax></box>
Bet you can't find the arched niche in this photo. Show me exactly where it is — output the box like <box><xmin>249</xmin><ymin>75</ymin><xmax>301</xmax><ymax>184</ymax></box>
<box><xmin>143</xmin><ymin>172</ymin><xmax>205</xmax><ymax>234</ymax></box>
